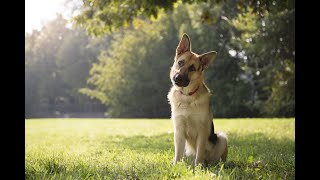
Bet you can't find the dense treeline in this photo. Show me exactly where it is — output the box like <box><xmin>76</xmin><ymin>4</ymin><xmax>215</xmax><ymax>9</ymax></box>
<box><xmin>25</xmin><ymin>15</ymin><xmax>106</xmax><ymax>118</ymax></box>
<box><xmin>25</xmin><ymin>0</ymin><xmax>294</xmax><ymax>118</ymax></box>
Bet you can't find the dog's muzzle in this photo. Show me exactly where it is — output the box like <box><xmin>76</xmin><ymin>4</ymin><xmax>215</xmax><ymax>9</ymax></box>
<box><xmin>174</xmin><ymin>74</ymin><xmax>190</xmax><ymax>87</ymax></box>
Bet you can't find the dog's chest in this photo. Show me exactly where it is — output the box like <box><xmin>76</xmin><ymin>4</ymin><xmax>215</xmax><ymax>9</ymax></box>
<box><xmin>170</xmin><ymin>90</ymin><xmax>212</xmax><ymax>129</ymax></box>
<box><xmin>170</xmin><ymin>90</ymin><xmax>211</xmax><ymax>116</ymax></box>
<box><xmin>173</xmin><ymin>102</ymin><xmax>211</xmax><ymax>143</ymax></box>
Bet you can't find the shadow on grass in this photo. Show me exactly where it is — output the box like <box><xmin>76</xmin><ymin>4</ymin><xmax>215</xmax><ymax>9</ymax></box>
<box><xmin>210</xmin><ymin>132</ymin><xmax>294</xmax><ymax>179</ymax></box>
<box><xmin>226</xmin><ymin>132</ymin><xmax>295</xmax><ymax>158</ymax></box>
<box><xmin>118</xmin><ymin>133</ymin><xmax>174</xmax><ymax>153</ymax></box>
<box><xmin>26</xmin><ymin>131</ymin><xmax>294</xmax><ymax>179</ymax></box>
<box><xmin>114</xmin><ymin>132</ymin><xmax>294</xmax><ymax>156</ymax></box>
<box><xmin>114</xmin><ymin>131</ymin><xmax>294</xmax><ymax>176</ymax></box>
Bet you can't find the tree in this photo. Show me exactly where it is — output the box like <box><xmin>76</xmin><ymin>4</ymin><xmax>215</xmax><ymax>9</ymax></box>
<box><xmin>80</xmin><ymin>11</ymin><xmax>180</xmax><ymax>117</ymax></box>
<box><xmin>69</xmin><ymin>0</ymin><xmax>295</xmax><ymax>118</ymax></box>
<box><xmin>228</xmin><ymin>0</ymin><xmax>295</xmax><ymax>116</ymax></box>
<box><xmin>25</xmin><ymin>15</ymin><xmax>105</xmax><ymax>117</ymax></box>
<box><xmin>80</xmin><ymin>2</ymin><xmax>257</xmax><ymax>118</ymax></box>
<box><xmin>72</xmin><ymin>0</ymin><xmax>229</xmax><ymax>36</ymax></box>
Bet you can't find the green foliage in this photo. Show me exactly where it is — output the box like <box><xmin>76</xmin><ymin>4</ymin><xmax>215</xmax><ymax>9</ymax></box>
<box><xmin>25</xmin><ymin>15</ymin><xmax>105</xmax><ymax>117</ymax></box>
<box><xmin>73</xmin><ymin>0</ymin><xmax>226</xmax><ymax>36</ymax></box>
<box><xmin>26</xmin><ymin>118</ymin><xmax>295</xmax><ymax>179</ymax></box>
<box><xmin>25</xmin><ymin>0</ymin><xmax>295</xmax><ymax>118</ymax></box>
<box><xmin>228</xmin><ymin>0</ymin><xmax>295</xmax><ymax>116</ymax></box>
<box><xmin>80</xmin><ymin>2</ymin><xmax>274</xmax><ymax>118</ymax></box>
<box><xmin>80</xmin><ymin>9</ymin><xmax>181</xmax><ymax>117</ymax></box>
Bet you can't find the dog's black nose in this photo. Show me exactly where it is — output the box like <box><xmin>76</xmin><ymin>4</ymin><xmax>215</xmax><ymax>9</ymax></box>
<box><xmin>174</xmin><ymin>74</ymin><xmax>189</xmax><ymax>87</ymax></box>
<box><xmin>174</xmin><ymin>74</ymin><xmax>183</xmax><ymax>82</ymax></box>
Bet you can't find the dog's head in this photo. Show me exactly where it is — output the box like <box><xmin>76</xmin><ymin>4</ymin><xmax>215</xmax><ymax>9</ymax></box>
<box><xmin>170</xmin><ymin>34</ymin><xmax>217</xmax><ymax>89</ymax></box>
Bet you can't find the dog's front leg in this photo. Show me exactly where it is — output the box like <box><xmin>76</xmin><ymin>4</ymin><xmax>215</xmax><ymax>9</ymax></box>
<box><xmin>174</xmin><ymin>130</ymin><xmax>185</xmax><ymax>164</ymax></box>
<box><xmin>195</xmin><ymin>132</ymin><xmax>207</xmax><ymax>166</ymax></box>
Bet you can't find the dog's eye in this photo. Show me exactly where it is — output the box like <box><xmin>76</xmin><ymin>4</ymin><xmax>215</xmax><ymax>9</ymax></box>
<box><xmin>189</xmin><ymin>65</ymin><xmax>196</xmax><ymax>71</ymax></box>
<box><xmin>178</xmin><ymin>60</ymin><xmax>185</xmax><ymax>67</ymax></box>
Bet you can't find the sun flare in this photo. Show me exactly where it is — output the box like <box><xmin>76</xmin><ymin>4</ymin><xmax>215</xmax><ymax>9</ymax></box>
<box><xmin>25</xmin><ymin>0</ymin><xmax>66</xmax><ymax>33</ymax></box>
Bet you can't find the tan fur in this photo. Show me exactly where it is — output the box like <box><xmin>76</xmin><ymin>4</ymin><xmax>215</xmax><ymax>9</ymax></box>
<box><xmin>167</xmin><ymin>34</ymin><xmax>228</xmax><ymax>166</ymax></box>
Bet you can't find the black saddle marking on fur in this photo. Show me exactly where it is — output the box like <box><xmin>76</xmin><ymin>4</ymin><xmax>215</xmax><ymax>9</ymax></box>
<box><xmin>208</xmin><ymin>121</ymin><xmax>218</xmax><ymax>144</ymax></box>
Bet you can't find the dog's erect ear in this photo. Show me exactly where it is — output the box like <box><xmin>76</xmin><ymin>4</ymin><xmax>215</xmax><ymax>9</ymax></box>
<box><xmin>176</xmin><ymin>34</ymin><xmax>191</xmax><ymax>56</ymax></box>
<box><xmin>199</xmin><ymin>51</ymin><xmax>217</xmax><ymax>70</ymax></box>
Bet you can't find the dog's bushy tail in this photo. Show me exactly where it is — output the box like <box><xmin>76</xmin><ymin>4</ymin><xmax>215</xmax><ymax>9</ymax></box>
<box><xmin>217</xmin><ymin>132</ymin><xmax>228</xmax><ymax>162</ymax></box>
<box><xmin>217</xmin><ymin>131</ymin><xmax>228</xmax><ymax>141</ymax></box>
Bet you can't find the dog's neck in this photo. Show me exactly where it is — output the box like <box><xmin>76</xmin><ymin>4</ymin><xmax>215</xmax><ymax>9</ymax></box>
<box><xmin>177</xmin><ymin>82</ymin><xmax>203</xmax><ymax>96</ymax></box>
<box><xmin>180</xmin><ymin>85</ymin><xmax>200</xmax><ymax>96</ymax></box>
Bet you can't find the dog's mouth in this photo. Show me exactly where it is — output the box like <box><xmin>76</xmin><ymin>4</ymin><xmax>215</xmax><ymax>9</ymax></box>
<box><xmin>174</xmin><ymin>81</ymin><xmax>190</xmax><ymax>87</ymax></box>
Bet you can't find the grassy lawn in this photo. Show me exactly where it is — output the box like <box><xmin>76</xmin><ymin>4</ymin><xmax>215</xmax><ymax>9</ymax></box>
<box><xmin>25</xmin><ymin>118</ymin><xmax>295</xmax><ymax>179</ymax></box>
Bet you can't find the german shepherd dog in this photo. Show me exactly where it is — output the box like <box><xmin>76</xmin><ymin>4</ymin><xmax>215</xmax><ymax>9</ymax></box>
<box><xmin>167</xmin><ymin>34</ymin><xmax>228</xmax><ymax>166</ymax></box>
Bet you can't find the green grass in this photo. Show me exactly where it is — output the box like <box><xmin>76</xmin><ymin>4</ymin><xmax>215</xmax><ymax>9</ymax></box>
<box><xmin>25</xmin><ymin>118</ymin><xmax>295</xmax><ymax>179</ymax></box>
